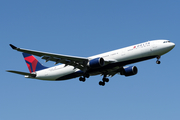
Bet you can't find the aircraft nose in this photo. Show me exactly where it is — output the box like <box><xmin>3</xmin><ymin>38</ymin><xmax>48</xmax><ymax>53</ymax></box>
<box><xmin>166</xmin><ymin>42</ymin><xmax>175</xmax><ymax>52</ymax></box>
<box><xmin>171</xmin><ymin>42</ymin><xmax>175</xmax><ymax>48</ymax></box>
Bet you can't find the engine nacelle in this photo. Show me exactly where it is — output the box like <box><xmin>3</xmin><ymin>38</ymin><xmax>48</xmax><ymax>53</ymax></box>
<box><xmin>120</xmin><ymin>66</ymin><xmax>138</xmax><ymax>76</ymax></box>
<box><xmin>88</xmin><ymin>57</ymin><xmax>104</xmax><ymax>68</ymax></box>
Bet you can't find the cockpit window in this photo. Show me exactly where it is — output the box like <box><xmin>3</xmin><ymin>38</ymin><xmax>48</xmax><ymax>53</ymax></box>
<box><xmin>163</xmin><ymin>41</ymin><xmax>171</xmax><ymax>43</ymax></box>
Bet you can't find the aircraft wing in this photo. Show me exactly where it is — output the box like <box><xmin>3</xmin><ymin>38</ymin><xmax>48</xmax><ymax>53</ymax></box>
<box><xmin>10</xmin><ymin>44</ymin><xmax>89</xmax><ymax>70</ymax></box>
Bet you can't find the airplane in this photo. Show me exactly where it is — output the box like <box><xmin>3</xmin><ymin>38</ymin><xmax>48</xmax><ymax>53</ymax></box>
<box><xmin>7</xmin><ymin>40</ymin><xmax>175</xmax><ymax>86</ymax></box>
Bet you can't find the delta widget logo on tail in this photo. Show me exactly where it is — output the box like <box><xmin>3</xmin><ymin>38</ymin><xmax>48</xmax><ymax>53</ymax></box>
<box><xmin>22</xmin><ymin>53</ymin><xmax>48</xmax><ymax>73</ymax></box>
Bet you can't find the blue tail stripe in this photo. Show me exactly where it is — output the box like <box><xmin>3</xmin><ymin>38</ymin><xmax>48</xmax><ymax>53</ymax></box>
<box><xmin>36</xmin><ymin>62</ymin><xmax>48</xmax><ymax>71</ymax></box>
<box><xmin>22</xmin><ymin>52</ymin><xmax>49</xmax><ymax>72</ymax></box>
<box><xmin>22</xmin><ymin>53</ymin><xmax>32</xmax><ymax>57</ymax></box>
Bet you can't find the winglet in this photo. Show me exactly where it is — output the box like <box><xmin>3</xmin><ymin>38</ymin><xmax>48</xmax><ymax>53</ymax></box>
<box><xmin>9</xmin><ymin>44</ymin><xmax>17</xmax><ymax>49</ymax></box>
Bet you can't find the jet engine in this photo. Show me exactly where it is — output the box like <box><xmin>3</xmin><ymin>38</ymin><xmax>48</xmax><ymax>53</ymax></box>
<box><xmin>88</xmin><ymin>57</ymin><xmax>104</xmax><ymax>68</ymax></box>
<box><xmin>120</xmin><ymin>66</ymin><xmax>138</xmax><ymax>76</ymax></box>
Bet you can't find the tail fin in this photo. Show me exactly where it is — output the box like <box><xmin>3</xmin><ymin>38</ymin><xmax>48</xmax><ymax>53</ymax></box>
<box><xmin>22</xmin><ymin>53</ymin><xmax>48</xmax><ymax>73</ymax></box>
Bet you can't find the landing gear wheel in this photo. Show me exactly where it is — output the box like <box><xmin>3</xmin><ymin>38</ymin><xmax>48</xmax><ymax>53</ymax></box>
<box><xmin>99</xmin><ymin>81</ymin><xmax>105</xmax><ymax>86</ymax></box>
<box><xmin>156</xmin><ymin>56</ymin><xmax>161</xmax><ymax>64</ymax></box>
<box><xmin>103</xmin><ymin>78</ymin><xmax>109</xmax><ymax>82</ymax></box>
<box><xmin>84</xmin><ymin>74</ymin><xmax>90</xmax><ymax>78</ymax></box>
<box><xmin>156</xmin><ymin>60</ymin><xmax>161</xmax><ymax>64</ymax></box>
<box><xmin>79</xmin><ymin>77</ymin><xmax>85</xmax><ymax>82</ymax></box>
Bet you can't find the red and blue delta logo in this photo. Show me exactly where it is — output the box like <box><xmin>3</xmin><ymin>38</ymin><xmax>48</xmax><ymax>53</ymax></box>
<box><xmin>23</xmin><ymin>53</ymin><xmax>38</xmax><ymax>73</ymax></box>
<box><xmin>22</xmin><ymin>53</ymin><xmax>48</xmax><ymax>73</ymax></box>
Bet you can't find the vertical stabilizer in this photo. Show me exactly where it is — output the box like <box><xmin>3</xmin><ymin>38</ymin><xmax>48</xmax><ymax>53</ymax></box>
<box><xmin>22</xmin><ymin>53</ymin><xmax>48</xmax><ymax>73</ymax></box>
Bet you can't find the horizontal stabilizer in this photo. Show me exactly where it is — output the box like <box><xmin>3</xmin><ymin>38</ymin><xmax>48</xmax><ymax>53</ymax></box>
<box><xmin>7</xmin><ymin>70</ymin><xmax>36</xmax><ymax>77</ymax></box>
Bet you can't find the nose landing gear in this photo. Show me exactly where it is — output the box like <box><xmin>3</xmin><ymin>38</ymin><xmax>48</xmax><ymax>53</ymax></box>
<box><xmin>156</xmin><ymin>56</ymin><xmax>161</xmax><ymax>64</ymax></box>
<box><xmin>156</xmin><ymin>60</ymin><xmax>161</xmax><ymax>64</ymax></box>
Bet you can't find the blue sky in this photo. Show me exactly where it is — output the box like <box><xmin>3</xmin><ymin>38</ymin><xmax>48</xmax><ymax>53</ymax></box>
<box><xmin>1</xmin><ymin>0</ymin><xmax>180</xmax><ymax>120</ymax></box>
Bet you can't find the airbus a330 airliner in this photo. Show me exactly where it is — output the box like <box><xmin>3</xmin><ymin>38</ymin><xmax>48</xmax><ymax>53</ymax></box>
<box><xmin>7</xmin><ymin>40</ymin><xmax>175</xmax><ymax>86</ymax></box>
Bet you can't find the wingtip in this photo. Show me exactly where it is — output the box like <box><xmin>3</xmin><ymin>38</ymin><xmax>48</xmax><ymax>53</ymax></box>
<box><xmin>6</xmin><ymin>70</ymin><xmax>12</xmax><ymax>73</ymax></box>
<box><xmin>9</xmin><ymin>44</ymin><xmax>17</xmax><ymax>49</ymax></box>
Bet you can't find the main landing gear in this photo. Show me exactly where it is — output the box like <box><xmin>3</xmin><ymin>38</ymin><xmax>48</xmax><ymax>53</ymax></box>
<box><xmin>99</xmin><ymin>75</ymin><xmax>109</xmax><ymax>86</ymax></box>
<box><xmin>79</xmin><ymin>74</ymin><xmax>109</xmax><ymax>86</ymax></box>
<box><xmin>79</xmin><ymin>76</ymin><xmax>86</xmax><ymax>82</ymax></box>
<box><xmin>156</xmin><ymin>56</ymin><xmax>161</xmax><ymax>64</ymax></box>
<box><xmin>79</xmin><ymin>73</ymin><xmax>90</xmax><ymax>82</ymax></box>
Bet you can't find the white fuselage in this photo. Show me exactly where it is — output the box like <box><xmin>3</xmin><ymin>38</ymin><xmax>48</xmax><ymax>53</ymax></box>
<box><xmin>34</xmin><ymin>40</ymin><xmax>175</xmax><ymax>81</ymax></box>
